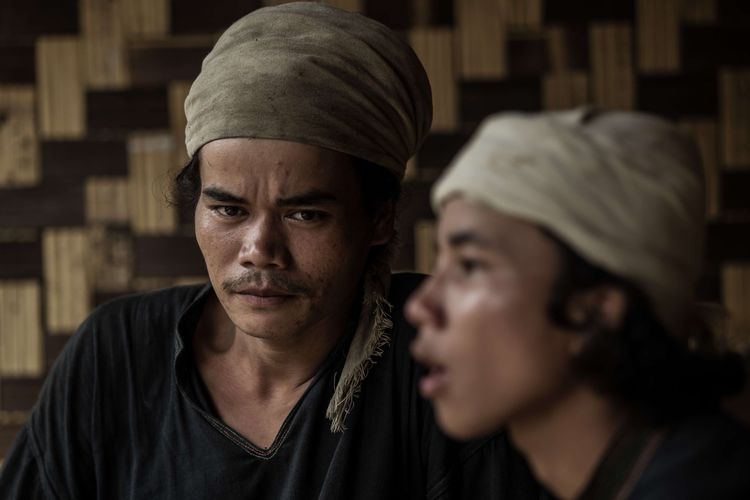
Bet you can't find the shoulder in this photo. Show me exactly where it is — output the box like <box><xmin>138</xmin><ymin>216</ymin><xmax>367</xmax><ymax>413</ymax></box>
<box><xmin>46</xmin><ymin>284</ymin><xmax>208</xmax><ymax>388</ymax></box>
<box><xmin>633</xmin><ymin>412</ymin><xmax>750</xmax><ymax>499</ymax></box>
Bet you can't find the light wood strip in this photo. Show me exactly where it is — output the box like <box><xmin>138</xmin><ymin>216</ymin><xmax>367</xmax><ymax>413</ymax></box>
<box><xmin>85</xmin><ymin>176</ymin><xmax>130</xmax><ymax>224</ymax></box>
<box><xmin>722</xmin><ymin>264</ymin><xmax>750</xmax><ymax>353</ymax></box>
<box><xmin>543</xmin><ymin>72</ymin><xmax>589</xmax><ymax>110</ymax></box>
<box><xmin>128</xmin><ymin>133</ymin><xmax>178</xmax><ymax>235</ymax></box>
<box><xmin>414</xmin><ymin>219</ymin><xmax>437</xmax><ymax>275</ymax></box>
<box><xmin>80</xmin><ymin>0</ymin><xmax>129</xmax><ymax>89</ymax></box>
<box><xmin>89</xmin><ymin>226</ymin><xmax>132</xmax><ymax>293</ymax></box>
<box><xmin>680</xmin><ymin>120</ymin><xmax>719</xmax><ymax>218</ymax></box>
<box><xmin>36</xmin><ymin>37</ymin><xmax>86</xmax><ymax>139</ymax></box>
<box><xmin>0</xmin><ymin>86</ymin><xmax>39</xmax><ymax>187</ymax></box>
<box><xmin>637</xmin><ymin>0</ymin><xmax>680</xmax><ymax>73</ymax></box>
<box><xmin>43</xmin><ymin>229</ymin><xmax>91</xmax><ymax>334</ymax></box>
<box><xmin>500</xmin><ymin>0</ymin><xmax>542</xmax><ymax>29</ymax></box>
<box><xmin>456</xmin><ymin>0</ymin><xmax>506</xmax><ymax>79</ymax></box>
<box><xmin>720</xmin><ymin>70</ymin><xmax>750</xmax><ymax>168</ymax></box>
<box><xmin>168</xmin><ymin>81</ymin><xmax>192</xmax><ymax>168</ymax></box>
<box><xmin>0</xmin><ymin>281</ymin><xmax>43</xmax><ymax>376</ymax></box>
<box><xmin>119</xmin><ymin>0</ymin><xmax>170</xmax><ymax>39</ymax></box>
<box><xmin>409</xmin><ymin>28</ymin><xmax>458</xmax><ymax>132</ymax></box>
<box><xmin>590</xmin><ymin>23</ymin><xmax>635</xmax><ymax>110</ymax></box>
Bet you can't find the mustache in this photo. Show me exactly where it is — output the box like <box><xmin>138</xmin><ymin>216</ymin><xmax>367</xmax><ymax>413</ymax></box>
<box><xmin>221</xmin><ymin>270</ymin><xmax>310</xmax><ymax>295</ymax></box>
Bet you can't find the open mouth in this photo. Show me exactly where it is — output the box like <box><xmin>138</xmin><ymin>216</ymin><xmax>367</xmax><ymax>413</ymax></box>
<box><xmin>420</xmin><ymin>363</ymin><xmax>448</xmax><ymax>398</ymax></box>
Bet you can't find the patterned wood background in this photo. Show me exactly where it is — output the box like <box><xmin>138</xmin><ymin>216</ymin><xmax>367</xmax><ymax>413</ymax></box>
<box><xmin>1</xmin><ymin>0</ymin><xmax>749</xmax><ymax>459</ymax></box>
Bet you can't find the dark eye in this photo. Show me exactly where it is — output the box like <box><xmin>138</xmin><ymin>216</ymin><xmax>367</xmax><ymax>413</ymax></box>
<box><xmin>212</xmin><ymin>206</ymin><xmax>245</xmax><ymax>217</ymax></box>
<box><xmin>459</xmin><ymin>258</ymin><xmax>483</xmax><ymax>275</ymax></box>
<box><xmin>288</xmin><ymin>210</ymin><xmax>325</xmax><ymax>222</ymax></box>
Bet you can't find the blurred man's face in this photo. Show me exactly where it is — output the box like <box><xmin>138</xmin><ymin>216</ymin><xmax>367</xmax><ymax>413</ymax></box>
<box><xmin>407</xmin><ymin>197</ymin><xmax>578</xmax><ymax>440</ymax></box>
<box><xmin>195</xmin><ymin>138</ymin><xmax>388</xmax><ymax>343</ymax></box>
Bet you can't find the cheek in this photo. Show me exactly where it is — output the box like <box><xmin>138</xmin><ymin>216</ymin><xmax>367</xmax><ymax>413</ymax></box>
<box><xmin>194</xmin><ymin>213</ymin><xmax>239</xmax><ymax>272</ymax></box>
<box><xmin>439</xmin><ymin>286</ymin><xmax>572</xmax><ymax>425</ymax></box>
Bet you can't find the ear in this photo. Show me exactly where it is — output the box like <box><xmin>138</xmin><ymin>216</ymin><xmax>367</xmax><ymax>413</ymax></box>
<box><xmin>370</xmin><ymin>200</ymin><xmax>396</xmax><ymax>246</ymax></box>
<box><xmin>565</xmin><ymin>285</ymin><xmax>628</xmax><ymax>353</ymax></box>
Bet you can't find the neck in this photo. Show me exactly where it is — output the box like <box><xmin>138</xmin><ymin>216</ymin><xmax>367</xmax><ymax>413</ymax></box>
<box><xmin>509</xmin><ymin>386</ymin><xmax>628</xmax><ymax>500</ymax></box>
<box><xmin>194</xmin><ymin>292</ymin><xmax>352</xmax><ymax>398</ymax></box>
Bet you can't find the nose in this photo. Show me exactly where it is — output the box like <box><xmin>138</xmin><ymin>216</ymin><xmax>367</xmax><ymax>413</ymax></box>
<box><xmin>238</xmin><ymin>214</ymin><xmax>289</xmax><ymax>269</ymax></box>
<box><xmin>405</xmin><ymin>274</ymin><xmax>445</xmax><ymax>330</ymax></box>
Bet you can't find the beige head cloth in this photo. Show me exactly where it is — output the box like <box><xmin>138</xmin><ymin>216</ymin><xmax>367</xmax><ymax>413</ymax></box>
<box><xmin>185</xmin><ymin>2</ymin><xmax>433</xmax><ymax>433</ymax></box>
<box><xmin>184</xmin><ymin>1</ymin><xmax>432</xmax><ymax>179</ymax></box>
<box><xmin>433</xmin><ymin>108</ymin><xmax>705</xmax><ymax>335</ymax></box>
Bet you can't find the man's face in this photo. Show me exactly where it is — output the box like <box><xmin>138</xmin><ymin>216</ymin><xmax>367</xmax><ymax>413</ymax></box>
<box><xmin>407</xmin><ymin>197</ymin><xmax>577</xmax><ymax>440</ymax></box>
<box><xmin>195</xmin><ymin>138</ymin><xmax>388</xmax><ymax>343</ymax></box>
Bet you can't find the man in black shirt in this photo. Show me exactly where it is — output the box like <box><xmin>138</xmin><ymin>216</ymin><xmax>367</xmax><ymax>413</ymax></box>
<box><xmin>0</xmin><ymin>3</ymin><xmax>540</xmax><ymax>499</ymax></box>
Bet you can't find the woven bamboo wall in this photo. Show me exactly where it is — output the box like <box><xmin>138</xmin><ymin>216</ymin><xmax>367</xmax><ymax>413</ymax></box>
<box><xmin>1</xmin><ymin>0</ymin><xmax>749</xmax><ymax>459</ymax></box>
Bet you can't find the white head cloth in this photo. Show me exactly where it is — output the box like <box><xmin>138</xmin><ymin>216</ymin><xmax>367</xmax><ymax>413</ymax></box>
<box><xmin>433</xmin><ymin>108</ymin><xmax>705</xmax><ymax>335</ymax></box>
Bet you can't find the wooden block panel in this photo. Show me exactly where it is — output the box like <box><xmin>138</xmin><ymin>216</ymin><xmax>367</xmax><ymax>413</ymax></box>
<box><xmin>79</xmin><ymin>0</ymin><xmax>129</xmax><ymax>89</ymax></box>
<box><xmin>120</xmin><ymin>0</ymin><xmax>170</xmax><ymax>39</ymax></box>
<box><xmin>455</xmin><ymin>0</ymin><xmax>506</xmax><ymax>79</ymax></box>
<box><xmin>0</xmin><ymin>240</ymin><xmax>42</xmax><ymax>279</ymax></box>
<box><xmin>409</xmin><ymin>28</ymin><xmax>458</xmax><ymax>132</ymax></box>
<box><xmin>0</xmin><ymin>45</ymin><xmax>36</xmax><ymax>84</ymax></box>
<box><xmin>171</xmin><ymin>0</ymin><xmax>263</xmax><ymax>35</ymax></box>
<box><xmin>129</xmin><ymin>39</ymin><xmax>212</xmax><ymax>86</ymax></box>
<box><xmin>128</xmin><ymin>133</ymin><xmax>178</xmax><ymax>235</ymax></box>
<box><xmin>637</xmin><ymin>73</ymin><xmax>717</xmax><ymax>118</ymax></box>
<box><xmin>681</xmin><ymin>0</ymin><xmax>717</xmax><ymax>23</ymax></box>
<box><xmin>0</xmin><ymin>378</ymin><xmax>43</xmax><ymax>411</ymax></box>
<box><xmin>36</xmin><ymin>36</ymin><xmax>85</xmax><ymax>139</ymax></box>
<box><xmin>85</xmin><ymin>176</ymin><xmax>130</xmax><ymax>224</ymax></box>
<box><xmin>720</xmin><ymin>70</ymin><xmax>750</xmax><ymax>168</ymax></box>
<box><xmin>0</xmin><ymin>0</ymin><xmax>78</xmax><ymax>39</ymax></box>
<box><xmin>43</xmin><ymin>228</ymin><xmax>91</xmax><ymax>334</ymax></box>
<box><xmin>418</xmin><ymin>131</ymin><xmax>471</xmax><ymax>170</ymax></box>
<box><xmin>461</xmin><ymin>78</ymin><xmax>541</xmax><ymax>125</ymax></box>
<box><xmin>414</xmin><ymin>219</ymin><xmax>436</xmax><ymax>275</ymax></box>
<box><xmin>722</xmin><ymin>264</ymin><xmax>750</xmax><ymax>353</ymax></box>
<box><xmin>589</xmin><ymin>23</ymin><xmax>635</xmax><ymax>110</ymax></box>
<box><xmin>507</xmin><ymin>35</ymin><xmax>549</xmax><ymax>75</ymax></box>
<box><xmin>42</xmin><ymin>139</ymin><xmax>128</xmax><ymax>182</ymax></box>
<box><xmin>89</xmin><ymin>226</ymin><xmax>132</xmax><ymax>292</ymax></box>
<box><xmin>0</xmin><ymin>184</ymin><xmax>85</xmax><ymax>228</ymax></box>
<box><xmin>546</xmin><ymin>25</ymin><xmax>589</xmax><ymax>71</ymax></box>
<box><xmin>0</xmin><ymin>281</ymin><xmax>43</xmax><ymax>377</ymax></box>
<box><xmin>722</xmin><ymin>170</ymin><xmax>750</xmax><ymax>212</ymax></box>
<box><xmin>500</xmin><ymin>0</ymin><xmax>542</xmax><ymax>29</ymax></box>
<box><xmin>682</xmin><ymin>26</ymin><xmax>750</xmax><ymax>72</ymax></box>
<box><xmin>637</xmin><ymin>0</ymin><xmax>680</xmax><ymax>73</ymax></box>
<box><xmin>133</xmin><ymin>235</ymin><xmax>207</xmax><ymax>277</ymax></box>
<box><xmin>706</xmin><ymin>222</ymin><xmax>750</xmax><ymax>261</ymax></box>
<box><xmin>680</xmin><ymin>120</ymin><xmax>720</xmax><ymax>218</ymax></box>
<box><xmin>544</xmin><ymin>0</ymin><xmax>634</xmax><ymax>23</ymax></box>
<box><xmin>87</xmin><ymin>88</ymin><xmax>169</xmax><ymax>135</ymax></box>
<box><xmin>543</xmin><ymin>72</ymin><xmax>589</xmax><ymax>110</ymax></box>
<box><xmin>0</xmin><ymin>86</ymin><xmax>39</xmax><ymax>187</ymax></box>
<box><xmin>322</xmin><ymin>0</ymin><xmax>364</xmax><ymax>12</ymax></box>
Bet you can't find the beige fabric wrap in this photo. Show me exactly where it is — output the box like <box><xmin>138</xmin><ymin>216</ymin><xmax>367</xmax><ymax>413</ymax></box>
<box><xmin>433</xmin><ymin>108</ymin><xmax>705</xmax><ymax>336</ymax></box>
<box><xmin>184</xmin><ymin>2</ymin><xmax>432</xmax><ymax>432</ymax></box>
<box><xmin>184</xmin><ymin>1</ymin><xmax>431</xmax><ymax>179</ymax></box>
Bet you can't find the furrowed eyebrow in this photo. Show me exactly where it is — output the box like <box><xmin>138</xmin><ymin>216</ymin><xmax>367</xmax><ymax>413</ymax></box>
<box><xmin>202</xmin><ymin>187</ymin><xmax>247</xmax><ymax>204</ymax></box>
<box><xmin>276</xmin><ymin>190</ymin><xmax>339</xmax><ymax>207</ymax></box>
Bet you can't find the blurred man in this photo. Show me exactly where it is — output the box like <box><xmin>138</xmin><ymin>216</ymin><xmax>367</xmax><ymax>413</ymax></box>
<box><xmin>408</xmin><ymin>108</ymin><xmax>750</xmax><ymax>499</ymax></box>
<box><xmin>0</xmin><ymin>3</ymin><xmax>540</xmax><ymax>499</ymax></box>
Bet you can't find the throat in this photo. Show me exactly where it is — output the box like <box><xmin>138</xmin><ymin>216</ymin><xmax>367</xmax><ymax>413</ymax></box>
<box><xmin>508</xmin><ymin>387</ymin><xmax>628</xmax><ymax>500</ymax></box>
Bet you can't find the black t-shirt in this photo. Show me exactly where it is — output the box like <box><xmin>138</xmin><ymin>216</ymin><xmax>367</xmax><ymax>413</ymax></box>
<box><xmin>0</xmin><ymin>273</ymin><xmax>542</xmax><ymax>500</ymax></box>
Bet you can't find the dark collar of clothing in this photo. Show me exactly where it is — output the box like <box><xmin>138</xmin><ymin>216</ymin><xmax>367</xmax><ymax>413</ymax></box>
<box><xmin>577</xmin><ymin>421</ymin><xmax>665</xmax><ymax>500</ymax></box>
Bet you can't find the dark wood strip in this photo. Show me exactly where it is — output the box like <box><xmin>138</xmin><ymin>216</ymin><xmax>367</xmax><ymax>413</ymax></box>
<box><xmin>133</xmin><ymin>235</ymin><xmax>207</xmax><ymax>277</ymax></box>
